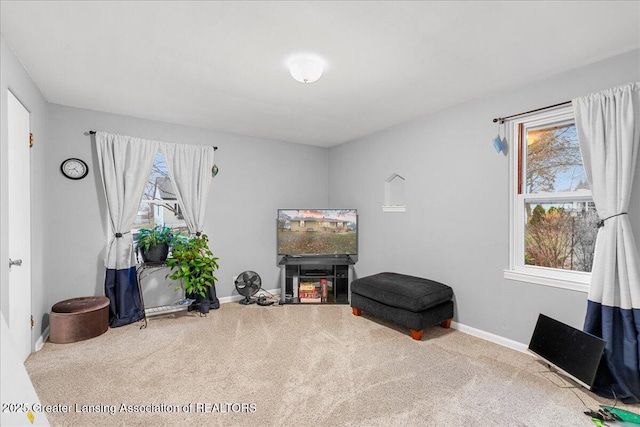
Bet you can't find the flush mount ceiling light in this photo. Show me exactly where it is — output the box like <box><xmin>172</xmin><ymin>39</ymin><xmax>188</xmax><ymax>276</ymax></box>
<box><xmin>288</xmin><ymin>55</ymin><xmax>324</xmax><ymax>84</ymax></box>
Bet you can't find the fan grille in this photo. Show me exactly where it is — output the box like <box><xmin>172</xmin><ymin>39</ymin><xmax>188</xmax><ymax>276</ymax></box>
<box><xmin>235</xmin><ymin>271</ymin><xmax>261</xmax><ymax>297</ymax></box>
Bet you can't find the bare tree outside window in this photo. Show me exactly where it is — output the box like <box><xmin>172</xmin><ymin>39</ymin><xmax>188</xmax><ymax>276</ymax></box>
<box><xmin>525</xmin><ymin>202</ymin><xmax>597</xmax><ymax>272</ymax></box>
<box><xmin>523</xmin><ymin>123</ymin><xmax>597</xmax><ymax>272</ymax></box>
<box><xmin>525</xmin><ymin>125</ymin><xmax>585</xmax><ymax>194</ymax></box>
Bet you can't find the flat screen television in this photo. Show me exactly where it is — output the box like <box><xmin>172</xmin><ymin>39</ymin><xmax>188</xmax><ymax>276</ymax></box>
<box><xmin>277</xmin><ymin>209</ymin><xmax>358</xmax><ymax>256</ymax></box>
<box><xmin>528</xmin><ymin>313</ymin><xmax>606</xmax><ymax>389</ymax></box>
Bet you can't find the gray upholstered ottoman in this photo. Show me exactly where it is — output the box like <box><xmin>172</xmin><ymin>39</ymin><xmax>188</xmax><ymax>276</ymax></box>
<box><xmin>351</xmin><ymin>272</ymin><xmax>454</xmax><ymax>340</ymax></box>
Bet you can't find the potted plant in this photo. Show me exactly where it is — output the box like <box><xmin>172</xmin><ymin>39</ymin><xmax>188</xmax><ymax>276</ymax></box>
<box><xmin>135</xmin><ymin>226</ymin><xmax>178</xmax><ymax>263</ymax></box>
<box><xmin>166</xmin><ymin>234</ymin><xmax>219</xmax><ymax>314</ymax></box>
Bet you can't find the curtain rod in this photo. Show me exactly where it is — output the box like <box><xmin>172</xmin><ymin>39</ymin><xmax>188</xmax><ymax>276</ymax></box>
<box><xmin>89</xmin><ymin>130</ymin><xmax>218</xmax><ymax>151</ymax></box>
<box><xmin>492</xmin><ymin>100</ymin><xmax>571</xmax><ymax>124</ymax></box>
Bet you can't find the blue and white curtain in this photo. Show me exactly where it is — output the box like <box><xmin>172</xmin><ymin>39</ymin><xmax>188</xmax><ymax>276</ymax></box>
<box><xmin>160</xmin><ymin>142</ymin><xmax>218</xmax><ymax>309</ymax></box>
<box><xmin>96</xmin><ymin>132</ymin><xmax>159</xmax><ymax>327</ymax></box>
<box><xmin>574</xmin><ymin>82</ymin><xmax>640</xmax><ymax>403</ymax></box>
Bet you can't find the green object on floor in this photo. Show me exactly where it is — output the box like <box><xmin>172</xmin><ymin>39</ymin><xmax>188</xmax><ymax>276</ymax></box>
<box><xmin>591</xmin><ymin>418</ymin><xmax>603</xmax><ymax>427</ymax></box>
<box><xmin>600</xmin><ymin>406</ymin><xmax>640</xmax><ymax>424</ymax></box>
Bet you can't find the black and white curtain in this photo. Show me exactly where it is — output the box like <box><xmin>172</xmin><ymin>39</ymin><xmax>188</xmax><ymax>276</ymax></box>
<box><xmin>574</xmin><ymin>82</ymin><xmax>640</xmax><ymax>402</ymax></box>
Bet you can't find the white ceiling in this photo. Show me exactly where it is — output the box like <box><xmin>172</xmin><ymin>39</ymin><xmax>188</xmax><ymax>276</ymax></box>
<box><xmin>1</xmin><ymin>1</ymin><xmax>639</xmax><ymax>147</ymax></box>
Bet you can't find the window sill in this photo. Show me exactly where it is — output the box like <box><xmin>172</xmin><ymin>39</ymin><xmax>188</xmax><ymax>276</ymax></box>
<box><xmin>503</xmin><ymin>268</ymin><xmax>590</xmax><ymax>293</ymax></box>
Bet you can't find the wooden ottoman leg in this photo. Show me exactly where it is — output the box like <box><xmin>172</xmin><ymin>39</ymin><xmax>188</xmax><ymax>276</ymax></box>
<box><xmin>352</xmin><ymin>307</ymin><xmax>361</xmax><ymax>316</ymax></box>
<box><xmin>410</xmin><ymin>329</ymin><xmax>424</xmax><ymax>340</ymax></box>
<box><xmin>440</xmin><ymin>318</ymin><xmax>452</xmax><ymax>329</ymax></box>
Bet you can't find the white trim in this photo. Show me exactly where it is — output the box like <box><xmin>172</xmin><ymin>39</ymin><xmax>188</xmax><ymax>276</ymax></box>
<box><xmin>451</xmin><ymin>321</ymin><xmax>530</xmax><ymax>354</ymax></box>
<box><xmin>35</xmin><ymin>326</ymin><xmax>49</xmax><ymax>352</ymax></box>
<box><xmin>507</xmin><ymin>105</ymin><xmax>594</xmax><ymax>285</ymax></box>
<box><xmin>503</xmin><ymin>269</ymin><xmax>589</xmax><ymax>293</ymax></box>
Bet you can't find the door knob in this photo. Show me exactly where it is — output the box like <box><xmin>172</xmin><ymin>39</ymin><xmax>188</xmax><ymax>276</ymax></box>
<box><xmin>9</xmin><ymin>258</ymin><xmax>22</xmax><ymax>267</ymax></box>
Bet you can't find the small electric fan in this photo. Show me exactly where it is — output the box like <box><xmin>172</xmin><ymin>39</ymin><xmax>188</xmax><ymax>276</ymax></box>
<box><xmin>235</xmin><ymin>271</ymin><xmax>262</xmax><ymax>305</ymax></box>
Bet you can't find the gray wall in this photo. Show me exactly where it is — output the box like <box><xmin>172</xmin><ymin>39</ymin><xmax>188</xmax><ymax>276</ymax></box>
<box><xmin>328</xmin><ymin>49</ymin><xmax>640</xmax><ymax>345</ymax></box>
<box><xmin>44</xmin><ymin>105</ymin><xmax>329</xmax><ymax>322</ymax></box>
<box><xmin>0</xmin><ymin>37</ymin><xmax>49</xmax><ymax>348</ymax></box>
<box><xmin>3</xmin><ymin>31</ymin><xmax>639</xmax><ymax>352</ymax></box>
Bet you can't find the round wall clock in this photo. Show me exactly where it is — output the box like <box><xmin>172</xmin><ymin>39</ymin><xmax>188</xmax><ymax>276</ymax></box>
<box><xmin>60</xmin><ymin>158</ymin><xmax>89</xmax><ymax>180</ymax></box>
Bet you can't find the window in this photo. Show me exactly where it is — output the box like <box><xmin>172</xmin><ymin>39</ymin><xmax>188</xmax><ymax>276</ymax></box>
<box><xmin>134</xmin><ymin>151</ymin><xmax>187</xmax><ymax>235</ymax></box>
<box><xmin>504</xmin><ymin>106</ymin><xmax>596</xmax><ymax>292</ymax></box>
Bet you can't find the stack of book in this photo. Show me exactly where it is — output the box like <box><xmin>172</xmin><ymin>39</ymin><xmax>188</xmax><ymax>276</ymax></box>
<box><xmin>299</xmin><ymin>282</ymin><xmax>321</xmax><ymax>303</ymax></box>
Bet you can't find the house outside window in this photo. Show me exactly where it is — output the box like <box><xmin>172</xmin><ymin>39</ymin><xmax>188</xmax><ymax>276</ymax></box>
<box><xmin>504</xmin><ymin>105</ymin><xmax>597</xmax><ymax>292</ymax></box>
<box><xmin>134</xmin><ymin>151</ymin><xmax>187</xmax><ymax>236</ymax></box>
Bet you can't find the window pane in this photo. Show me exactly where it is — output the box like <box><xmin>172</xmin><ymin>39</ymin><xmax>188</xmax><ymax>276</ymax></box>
<box><xmin>525</xmin><ymin>123</ymin><xmax>588</xmax><ymax>194</ymax></box>
<box><xmin>133</xmin><ymin>151</ymin><xmax>187</xmax><ymax>233</ymax></box>
<box><xmin>524</xmin><ymin>201</ymin><xmax>597</xmax><ymax>272</ymax></box>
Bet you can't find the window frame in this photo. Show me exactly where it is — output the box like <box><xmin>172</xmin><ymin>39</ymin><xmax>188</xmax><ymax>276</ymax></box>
<box><xmin>504</xmin><ymin>105</ymin><xmax>592</xmax><ymax>293</ymax></box>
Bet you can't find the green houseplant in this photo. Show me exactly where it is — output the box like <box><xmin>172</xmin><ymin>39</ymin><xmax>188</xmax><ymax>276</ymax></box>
<box><xmin>135</xmin><ymin>226</ymin><xmax>178</xmax><ymax>263</ymax></box>
<box><xmin>166</xmin><ymin>234</ymin><xmax>219</xmax><ymax>313</ymax></box>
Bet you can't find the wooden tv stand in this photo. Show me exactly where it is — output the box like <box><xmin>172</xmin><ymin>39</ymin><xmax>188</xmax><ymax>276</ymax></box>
<box><xmin>279</xmin><ymin>255</ymin><xmax>355</xmax><ymax>305</ymax></box>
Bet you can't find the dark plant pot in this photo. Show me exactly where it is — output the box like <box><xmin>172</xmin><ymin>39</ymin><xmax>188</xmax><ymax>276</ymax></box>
<box><xmin>187</xmin><ymin>291</ymin><xmax>210</xmax><ymax>314</ymax></box>
<box><xmin>141</xmin><ymin>243</ymin><xmax>169</xmax><ymax>263</ymax></box>
<box><xmin>199</xmin><ymin>299</ymin><xmax>210</xmax><ymax>314</ymax></box>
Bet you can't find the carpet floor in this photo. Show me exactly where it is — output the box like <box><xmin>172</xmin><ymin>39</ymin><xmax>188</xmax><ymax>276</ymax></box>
<box><xmin>25</xmin><ymin>302</ymin><xmax>637</xmax><ymax>426</ymax></box>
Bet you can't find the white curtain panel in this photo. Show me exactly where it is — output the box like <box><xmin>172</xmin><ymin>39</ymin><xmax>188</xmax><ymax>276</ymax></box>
<box><xmin>573</xmin><ymin>82</ymin><xmax>640</xmax><ymax>309</ymax></box>
<box><xmin>96</xmin><ymin>132</ymin><xmax>159</xmax><ymax>268</ymax></box>
<box><xmin>160</xmin><ymin>142</ymin><xmax>215</xmax><ymax>236</ymax></box>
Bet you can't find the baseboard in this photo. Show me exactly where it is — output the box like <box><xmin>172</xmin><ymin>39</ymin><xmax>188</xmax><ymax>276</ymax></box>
<box><xmin>219</xmin><ymin>288</ymin><xmax>280</xmax><ymax>304</ymax></box>
<box><xmin>26</xmin><ymin>295</ymin><xmax>531</xmax><ymax>358</ymax></box>
<box><xmin>451</xmin><ymin>321</ymin><xmax>530</xmax><ymax>355</ymax></box>
<box><xmin>35</xmin><ymin>326</ymin><xmax>49</xmax><ymax>352</ymax></box>
<box><xmin>34</xmin><ymin>290</ymin><xmax>282</xmax><ymax>350</ymax></box>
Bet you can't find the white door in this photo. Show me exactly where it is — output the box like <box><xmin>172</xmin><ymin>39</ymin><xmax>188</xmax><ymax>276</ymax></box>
<box><xmin>7</xmin><ymin>90</ymin><xmax>32</xmax><ymax>361</ymax></box>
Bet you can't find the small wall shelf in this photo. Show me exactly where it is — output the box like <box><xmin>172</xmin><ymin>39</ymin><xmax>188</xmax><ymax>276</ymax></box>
<box><xmin>384</xmin><ymin>173</ymin><xmax>406</xmax><ymax>212</ymax></box>
<box><xmin>382</xmin><ymin>205</ymin><xmax>407</xmax><ymax>212</ymax></box>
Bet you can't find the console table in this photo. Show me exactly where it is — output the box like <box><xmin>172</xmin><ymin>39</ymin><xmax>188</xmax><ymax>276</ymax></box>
<box><xmin>279</xmin><ymin>255</ymin><xmax>355</xmax><ymax>304</ymax></box>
